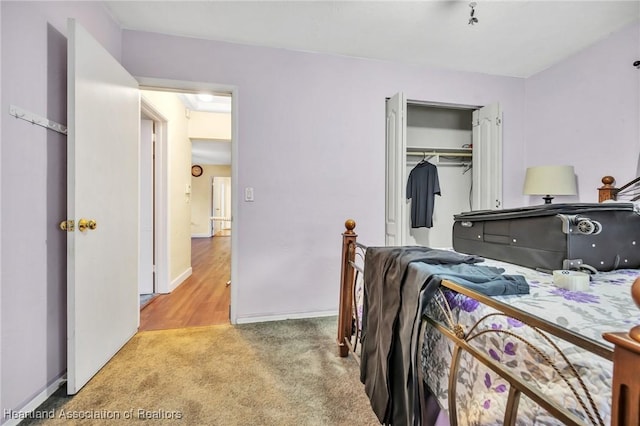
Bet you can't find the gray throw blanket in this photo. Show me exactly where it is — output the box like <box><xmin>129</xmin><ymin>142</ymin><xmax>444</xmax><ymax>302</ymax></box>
<box><xmin>360</xmin><ymin>246</ymin><xmax>529</xmax><ymax>425</ymax></box>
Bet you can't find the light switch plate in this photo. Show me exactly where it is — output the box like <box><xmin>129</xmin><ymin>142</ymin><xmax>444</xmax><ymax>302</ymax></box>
<box><xmin>245</xmin><ymin>187</ymin><xmax>254</xmax><ymax>202</ymax></box>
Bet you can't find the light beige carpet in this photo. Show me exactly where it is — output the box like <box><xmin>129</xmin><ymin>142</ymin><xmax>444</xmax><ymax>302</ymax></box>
<box><xmin>23</xmin><ymin>317</ymin><xmax>379</xmax><ymax>425</ymax></box>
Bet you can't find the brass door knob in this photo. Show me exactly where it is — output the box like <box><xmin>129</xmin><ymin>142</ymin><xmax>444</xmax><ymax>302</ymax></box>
<box><xmin>59</xmin><ymin>220</ymin><xmax>75</xmax><ymax>232</ymax></box>
<box><xmin>78</xmin><ymin>218</ymin><xmax>97</xmax><ymax>232</ymax></box>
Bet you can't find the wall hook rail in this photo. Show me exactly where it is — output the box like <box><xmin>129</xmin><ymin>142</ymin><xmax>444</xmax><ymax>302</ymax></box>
<box><xmin>9</xmin><ymin>105</ymin><xmax>68</xmax><ymax>136</ymax></box>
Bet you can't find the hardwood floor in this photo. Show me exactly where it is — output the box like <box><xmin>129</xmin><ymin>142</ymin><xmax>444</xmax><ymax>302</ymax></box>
<box><xmin>139</xmin><ymin>236</ymin><xmax>231</xmax><ymax>331</ymax></box>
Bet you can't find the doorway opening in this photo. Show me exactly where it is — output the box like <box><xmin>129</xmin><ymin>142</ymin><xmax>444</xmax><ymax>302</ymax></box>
<box><xmin>136</xmin><ymin>85</ymin><xmax>236</xmax><ymax>330</ymax></box>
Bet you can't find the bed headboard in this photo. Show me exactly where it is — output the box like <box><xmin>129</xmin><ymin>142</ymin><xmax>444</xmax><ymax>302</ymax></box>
<box><xmin>598</xmin><ymin>174</ymin><xmax>640</xmax><ymax>423</ymax></box>
<box><xmin>599</xmin><ymin>175</ymin><xmax>640</xmax><ymax>203</ymax></box>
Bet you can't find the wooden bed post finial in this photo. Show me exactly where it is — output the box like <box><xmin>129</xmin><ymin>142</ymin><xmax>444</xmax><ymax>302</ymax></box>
<box><xmin>598</xmin><ymin>175</ymin><xmax>618</xmax><ymax>203</ymax></box>
<box><xmin>345</xmin><ymin>219</ymin><xmax>356</xmax><ymax>234</ymax></box>
<box><xmin>602</xmin><ymin>175</ymin><xmax>615</xmax><ymax>186</ymax></box>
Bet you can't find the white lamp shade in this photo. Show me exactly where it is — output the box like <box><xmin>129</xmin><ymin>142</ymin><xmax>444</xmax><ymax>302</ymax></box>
<box><xmin>523</xmin><ymin>165</ymin><xmax>577</xmax><ymax>196</ymax></box>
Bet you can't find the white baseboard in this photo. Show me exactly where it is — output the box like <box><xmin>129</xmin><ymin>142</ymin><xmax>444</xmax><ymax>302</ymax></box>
<box><xmin>3</xmin><ymin>375</ymin><xmax>66</xmax><ymax>426</ymax></box>
<box><xmin>169</xmin><ymin>267</ymin><xmax>192</xmax><ymax>292</ymax></box>
<box><xmin>235</xmin><ymin>309</ymin><xmax>338</xmax><ymax>325</ymax></box>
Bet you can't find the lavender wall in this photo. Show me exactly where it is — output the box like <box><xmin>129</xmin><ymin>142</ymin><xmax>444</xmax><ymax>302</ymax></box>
<box><xmin>3</xmin><ymin>2</ymin><xmax>633</xmax><ymax>417</ymax></box>
<box><xmin>0</xmin><ymin>2</ymin><xmax>121</xmax><ymax>418</ymax></box>
<box><xmin>0</xmin><ymin>3</ymin><xmax>4</xmax><ymax>419</ymax></box>
<box><xmin>525</xmin><ymin>21</ymin><xmax>640</xmax><ymax>204</ymax></box>
<box><xmin>121</xmin><ymin>30</ymin><xmax>526</xmax><ymax>322</ymax></box>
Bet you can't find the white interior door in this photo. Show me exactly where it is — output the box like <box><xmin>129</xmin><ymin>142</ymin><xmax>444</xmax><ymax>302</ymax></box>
<box><xmin>212</xmin><ymin>176</ymin><xmax>232</xmax><ymax>234</ymax></box>
<box><xmin>221</xmin><ymin>177</ymin><xmax>231</xmax><ymax>224</ymax></box>
<box><xmin>67</xmin><ymin>19</ymin><xmax>140</xmax><ymax>394</ymax></box>
<box><xmin>212</xmin><ymin>177</ymin><xmax>222</xmax><ymax>235</ymax></box>
<box><xmin>385</xmin><ymin>92</ymin><xmax>407</xmax><ymax>246</ymax></box>
<box><xmin>472</xmin><ymin>102</ymin><xmax>503</xmax><ymax>210</ymax></box>
<box><xmin>139</xmin><ymin>119</ymin><xmax>154</xmax><ymax>294</ymax></box>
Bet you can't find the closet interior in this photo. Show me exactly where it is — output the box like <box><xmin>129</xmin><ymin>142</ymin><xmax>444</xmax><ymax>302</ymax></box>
<box><xmin>404</xmin><ymin>103</ymin><xmax>474</xmax><ymax>248</ymax></box>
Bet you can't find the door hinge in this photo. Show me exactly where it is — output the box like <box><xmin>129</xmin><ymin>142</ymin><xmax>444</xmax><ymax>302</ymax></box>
<box><xmin>59</xmin><ymin>219</ymin><xmax>75</xmax><ymax>232</ymax></box>
<box><xmin>496</xmin><ymin>117</ymin><xmax>502</xmax><ymax>125</ymax></box>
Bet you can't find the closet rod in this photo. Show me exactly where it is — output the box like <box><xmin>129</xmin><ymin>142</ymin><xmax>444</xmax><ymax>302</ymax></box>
<box><xmin>407</xmin><ymin>160</ymin><xmax>471</xmax><ymax>166</ymax></box>
<box><xmin>406</xmin><ymin>151</ymin><xmax>471</xmax><ymax>157</ymax></box>
<box><xmin>434</xmin><ymin>163</ymin><xmax>471</xmax><ymax>167</ymax></box>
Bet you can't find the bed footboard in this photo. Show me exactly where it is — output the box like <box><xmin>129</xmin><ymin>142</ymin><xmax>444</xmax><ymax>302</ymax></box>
<box><xmin>596</xmin><ymin>176</ymin><xmax>639</xmax><ymax>425</ymax></box>
<box><xmin>603</xmin><ymin>277</ymin><xmax>640</xmax><ymax>426</ymax></box>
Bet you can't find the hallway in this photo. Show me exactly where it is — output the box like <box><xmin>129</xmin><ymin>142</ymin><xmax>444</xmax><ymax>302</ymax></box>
<box><xmin>139</xmin><ymin>236</ymin><xmax>231</xmax><ymax>331</ymax></box>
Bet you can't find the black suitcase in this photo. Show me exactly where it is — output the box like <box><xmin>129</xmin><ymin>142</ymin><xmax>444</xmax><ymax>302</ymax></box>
<box><xmin>452</xmin><ymin>203</ymin><xmax>640</xmax><ymax>272</ymax></box>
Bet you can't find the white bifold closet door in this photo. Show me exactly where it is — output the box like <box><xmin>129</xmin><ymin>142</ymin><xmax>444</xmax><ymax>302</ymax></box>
<box><xmin>385</xmin><ymin>92</ymin><xmax>407</xmax><ymax>246</ymax></box>
<box><xmin>67</xmin><ymin>19</ymin><xmax>140</xmax><ymax>394</ymax></box>
<box><xmin>472</xmin><ymin>103</ymin><xmax>503</xmax><ymax>210</ymax></box>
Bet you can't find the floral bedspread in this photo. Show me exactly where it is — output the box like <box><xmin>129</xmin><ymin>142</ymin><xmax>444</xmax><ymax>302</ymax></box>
<box><xmin>419</xmin><ymin>258</ymin><xmax>640</xmax><ymax>426</ymax></box>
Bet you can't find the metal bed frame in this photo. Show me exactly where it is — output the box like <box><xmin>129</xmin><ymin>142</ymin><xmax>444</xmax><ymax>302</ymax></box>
<box><xmin>337</xmin><ymin>177</ymin><xmax>640</xmax><ymax>425</ymax></box>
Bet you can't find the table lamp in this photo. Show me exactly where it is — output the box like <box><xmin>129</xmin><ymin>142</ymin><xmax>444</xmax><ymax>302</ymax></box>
<box><xmin>523</xmin><ymin>165</ymin><xmax>577</xmax><ymax>204</ymax></box>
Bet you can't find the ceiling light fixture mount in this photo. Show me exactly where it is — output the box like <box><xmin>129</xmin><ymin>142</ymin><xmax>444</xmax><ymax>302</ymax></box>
<box><xmin>469</xmin><ymin>2</ymin><xmax>478</xmax><ymax>25</ymax></box>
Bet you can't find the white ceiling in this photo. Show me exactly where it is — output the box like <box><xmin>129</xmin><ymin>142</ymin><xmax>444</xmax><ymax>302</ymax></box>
<box><xmin>105</xmin><ymin>0</ymin><xmax>640</xmax><ymax>78</ymax></box>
